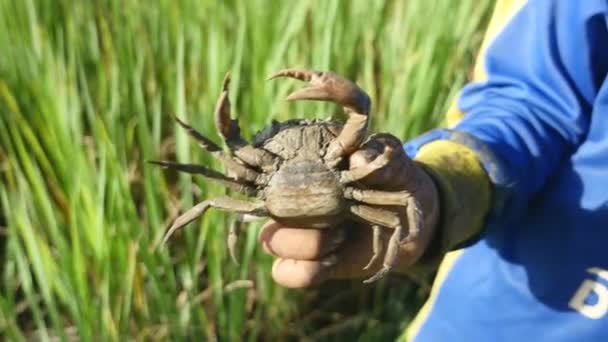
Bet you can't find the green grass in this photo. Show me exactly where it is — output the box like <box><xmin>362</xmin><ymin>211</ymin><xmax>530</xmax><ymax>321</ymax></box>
<box><xmin>0</xmin><ymin>0</ymin><xmax>492</xmax><ymax>340</ymax></box>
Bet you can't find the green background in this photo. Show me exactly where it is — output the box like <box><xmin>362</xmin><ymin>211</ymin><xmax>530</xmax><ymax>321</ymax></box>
<box><xmin>0</xmin><ymin>0</ymin><xmax>492</xmax><ymax>340</ymax></box>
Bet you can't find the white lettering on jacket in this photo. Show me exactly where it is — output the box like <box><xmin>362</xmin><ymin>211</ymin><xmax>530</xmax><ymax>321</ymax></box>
<box><xmin>568</xmin><ymin>267</ymin><xmax>608</xmax><ymax>319</ymax></box>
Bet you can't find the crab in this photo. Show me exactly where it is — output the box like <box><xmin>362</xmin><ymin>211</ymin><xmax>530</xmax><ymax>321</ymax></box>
<box><xmin>152</xmin><ymin>69</ymin><xmax>422</xmax><ymax>283</ymax></box>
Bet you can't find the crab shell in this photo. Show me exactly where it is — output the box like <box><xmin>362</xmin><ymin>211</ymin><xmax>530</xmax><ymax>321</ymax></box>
<box><xmin>257</xmin><ymin>119</ymin><xmax>346</xmax><ymax>228</ymax></box>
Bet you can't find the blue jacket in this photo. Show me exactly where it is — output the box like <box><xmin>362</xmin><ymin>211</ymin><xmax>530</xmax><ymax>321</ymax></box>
<box><xmin>405</xmin><ymin>1</ymin><xmax>608</xmax><ymax>340</ymax></box>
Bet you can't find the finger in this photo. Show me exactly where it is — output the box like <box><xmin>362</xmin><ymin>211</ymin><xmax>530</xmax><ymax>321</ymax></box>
<box><xmin>349</xmin><ymin>145</ymin><xmax>381</xmax><ymax>169</ymax></box>
<box><xmin>349</xmin><ymin>138</ymin><xmax>413</xmax><ymax>190</ymax></box>
<box><xmin>271</xmin><ymin>255</ymin><xmax>337</xmax><ymax>288</ymax></box>
<box><xmin>329</xmin><ymin>222</ymin><xmax>386</xmax><ymax>279</ymax></box>
<box><xmin>328</xmin><ymin>222</ymin><xmax>422</xmax><ymax>280</ymax></box>
<box><xmin>267</xmin><ymin>222</ymin><xmax>429</xmax><ymax>286</ymax></box>
<box><xmin>259</xmin><ymin>220</ymin><xmax>346</xmax><ymax>260</ymax></box>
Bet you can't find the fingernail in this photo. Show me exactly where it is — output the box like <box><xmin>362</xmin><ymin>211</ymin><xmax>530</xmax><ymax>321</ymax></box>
<box><xmin>321</xmin><ymin>254</ymin><xmax>338</xmax><ymax>268</ymax></box>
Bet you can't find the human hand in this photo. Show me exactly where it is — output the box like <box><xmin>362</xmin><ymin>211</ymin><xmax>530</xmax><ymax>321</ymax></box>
<box><xmin>259</xmin><ymin>134</ymin><xmax>440</xmax><ymax>288</ymax></box>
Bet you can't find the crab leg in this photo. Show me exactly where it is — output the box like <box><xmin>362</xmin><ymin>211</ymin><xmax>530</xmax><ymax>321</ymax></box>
<box><xmin>349</xmin><ymin>203</ymin><xmax>422</xmax><ymax>283</ymax></box>
<box><xmin>367</xmin><ymin>222</ymin><xmax>407</xmax><ymax>284</ymax></box>
<box><xmin>162</xmin><ymin>197</ymin><xmax>267</xmax><ymax>252</ymax></box>
<box><xmin>173</xmin><ymin>116</ymin><xmax>265</xmax><ymax>184</ymax></box>
<box><xmin>344</xmin><ymin>188</ymin><xmax>415</xmax><ymax>207</ymax></box>
<box><xmin>228</xmin><ymin>214</ymin><xmax>245</xmax><ymax>264</ymax></box>
<box><xmin>149</xmin><ymin>161</ymin><xmax>258</xmax><ymax>196</ymax></box>
<box><xmin>268</xmin><ymin>69</ymin><xmax>371</xmax><ymax>167</ymax></box>
<box><xmin>174</xmin><ymin>115</ymin><xmax>223</xmax><ymax>152</ymax></box>
<box><xmin>363</xmin><ymin>225</ymin><xmax>383</xmax><ymax>270</ymax></box>
<box><xmin>351</xmin><ymin>195</ymin><xmax>422</xmax><ymax>245</ymax></box>
<box><xmin>214</xmin><ymin>73</ymin><xmax>278</xmax><ymax>172</ymax></box>
<box><xmin>349</xmin><ymin>205</ymin><xmax>400</xmax><ymax>228</ymax></box>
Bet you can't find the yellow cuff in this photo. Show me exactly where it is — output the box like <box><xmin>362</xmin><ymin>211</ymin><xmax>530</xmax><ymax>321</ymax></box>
<box><xmin>415</xmin><ymin>140</ymin><xmax>491</xmax><ymax>260</ymax></box>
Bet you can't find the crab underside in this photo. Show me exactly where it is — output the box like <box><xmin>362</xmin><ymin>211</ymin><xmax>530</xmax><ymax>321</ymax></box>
<box><xmin>152</xmin><ymin>69</ymin><xmax>422</xmax><ymax>283</ymax></box>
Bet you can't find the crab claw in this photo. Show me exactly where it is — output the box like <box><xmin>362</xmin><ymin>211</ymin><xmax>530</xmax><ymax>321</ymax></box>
<box><xmin>214</xmin><ymin>72</ymin><xmax>245</xmax><ymax>148</ymax></box>
<box><xmin>267</xmin><ymin>69</ymin><xmax>370</xmax><ymax>115</ymax></box>
<box><xmin>214</xmin><ymin>73</ymin><xmax>231</xmax><ymax>135</ymax></box>
<box><xmin>268</xmin><ymin>69</ymin><xmax>371</xmax><ymax>167</ymax></box>
<box><xmin>267</xmin><ymin>69</ymin><xmax>314</xmax><ymax>82</ymax></box>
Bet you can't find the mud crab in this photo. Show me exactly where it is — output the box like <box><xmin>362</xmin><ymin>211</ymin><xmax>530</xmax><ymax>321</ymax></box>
<box><xmin>152</xmin><ymin>69</ymin><xmax>422</xmax><ymax>282</ymax></box>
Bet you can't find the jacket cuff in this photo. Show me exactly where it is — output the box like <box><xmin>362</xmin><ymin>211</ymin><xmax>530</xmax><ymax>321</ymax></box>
<box><xmin>416</xmin><ymin>140</ymin><xmax>491</xmax><ymax>249</ymax></box>
<box><xmin>405</xmin><ymin>128</ymin><xmax>512</xmax><ymax>220</ymax></box>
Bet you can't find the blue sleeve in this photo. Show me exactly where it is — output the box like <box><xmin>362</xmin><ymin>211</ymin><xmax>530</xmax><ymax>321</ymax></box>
<box><xmin>407</xmin><ymin>0</ymin><xmax>608</xmax><ymax>224</ymax></box>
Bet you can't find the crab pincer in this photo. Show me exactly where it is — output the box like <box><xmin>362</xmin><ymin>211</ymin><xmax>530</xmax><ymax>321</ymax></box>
<box><xmin>268</xmin><ymin>69</ymin><xmax>371</xmax><ymax>167</ymax></box>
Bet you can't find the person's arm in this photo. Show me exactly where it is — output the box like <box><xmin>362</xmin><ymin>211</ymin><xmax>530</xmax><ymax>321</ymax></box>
<box><xmin>405</xmin><ymin>0</ymin><xmax>608</xmax><ymax>272</ymax></box>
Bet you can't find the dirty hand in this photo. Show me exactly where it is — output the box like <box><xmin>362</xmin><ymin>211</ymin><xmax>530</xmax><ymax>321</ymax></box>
<box><xmin>259</xmin><ymin>134</ymin><xmax>440</xmax><ymax>288</ymax></box>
